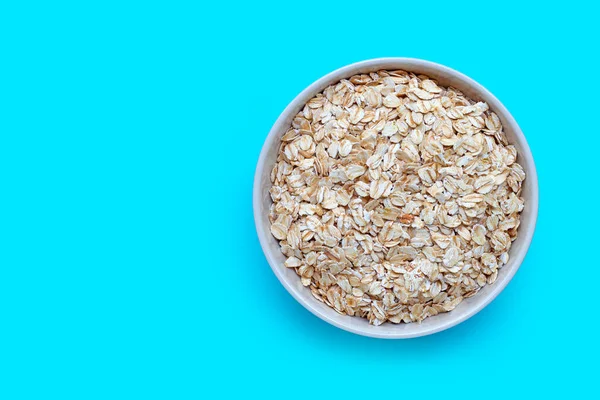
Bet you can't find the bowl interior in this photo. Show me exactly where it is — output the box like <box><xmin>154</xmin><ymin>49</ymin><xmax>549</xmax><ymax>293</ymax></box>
<box><xmin>254</xmin><ymin>59</ymin><xmax>538</xmax><ymax>338</ymax></box>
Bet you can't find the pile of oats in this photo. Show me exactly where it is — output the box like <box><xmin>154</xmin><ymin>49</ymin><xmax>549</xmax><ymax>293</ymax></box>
<box><xmin>268</xmin><ymin>70</ymin><xmax>525</xmax><ymax>325</ymax></box>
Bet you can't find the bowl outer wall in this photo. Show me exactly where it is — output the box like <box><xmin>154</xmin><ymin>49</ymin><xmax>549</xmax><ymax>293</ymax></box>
<box><xmin>253</xmin><ymin>58</ymin><xmax>539</xmax><ymax>339</ymax></box>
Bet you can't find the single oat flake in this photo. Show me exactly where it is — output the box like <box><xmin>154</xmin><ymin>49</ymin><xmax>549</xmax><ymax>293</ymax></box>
<box><xmin>268</xmin><ymin>70</ymin><xmax>525</xmax><ymax>326</ymax></box>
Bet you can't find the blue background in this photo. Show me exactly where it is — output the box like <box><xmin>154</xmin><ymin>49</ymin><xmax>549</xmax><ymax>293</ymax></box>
<box><xmin>1</xmin><ymin>1</ymin><xmax>598</xmax><ymax>398</ymax></box>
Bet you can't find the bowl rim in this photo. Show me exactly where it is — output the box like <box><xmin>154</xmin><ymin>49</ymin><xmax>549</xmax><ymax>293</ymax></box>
<box><xmin>253</xmin><ymin>57</ymin><xmax>539</xmax><ymax>339</ymax></box>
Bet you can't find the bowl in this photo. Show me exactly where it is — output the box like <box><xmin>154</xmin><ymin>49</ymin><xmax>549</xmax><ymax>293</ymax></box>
<box><xmin>253</xmin><ymin>58</ymin><xmax>538</xmax><ymax>339</ymax></box>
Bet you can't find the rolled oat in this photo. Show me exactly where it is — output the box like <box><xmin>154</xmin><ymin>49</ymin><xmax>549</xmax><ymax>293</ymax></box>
<box><xmin>268</xmin><ymin>70</ymin><xmax>525</xmax><ymax>325</ymax></box>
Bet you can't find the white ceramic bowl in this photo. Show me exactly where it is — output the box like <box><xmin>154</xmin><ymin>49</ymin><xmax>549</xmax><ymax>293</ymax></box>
<box><xmin>253</xmin><ymin>58</ymin><xmax>538</xmax><ymax>339</ymax></box>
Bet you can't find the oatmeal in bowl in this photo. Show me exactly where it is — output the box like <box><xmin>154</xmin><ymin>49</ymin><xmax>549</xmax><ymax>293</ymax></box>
<box><xmin>254</xmin><ymin>58</ymin><xmax>538</xmax><ymax>338</ymax></box>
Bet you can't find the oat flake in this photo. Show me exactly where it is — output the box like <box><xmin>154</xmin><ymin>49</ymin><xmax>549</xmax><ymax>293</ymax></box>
<box><xmin>268</xmin><ymin>70</ymin><xmax>525</xmax><ymax>325</ymax></box>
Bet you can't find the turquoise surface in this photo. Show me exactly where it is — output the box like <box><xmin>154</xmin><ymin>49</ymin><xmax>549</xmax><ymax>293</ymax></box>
<box><xmin>1</xmin><ymin>1</ymin><xmax>598</xmax><ymax>398</ymax></box>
